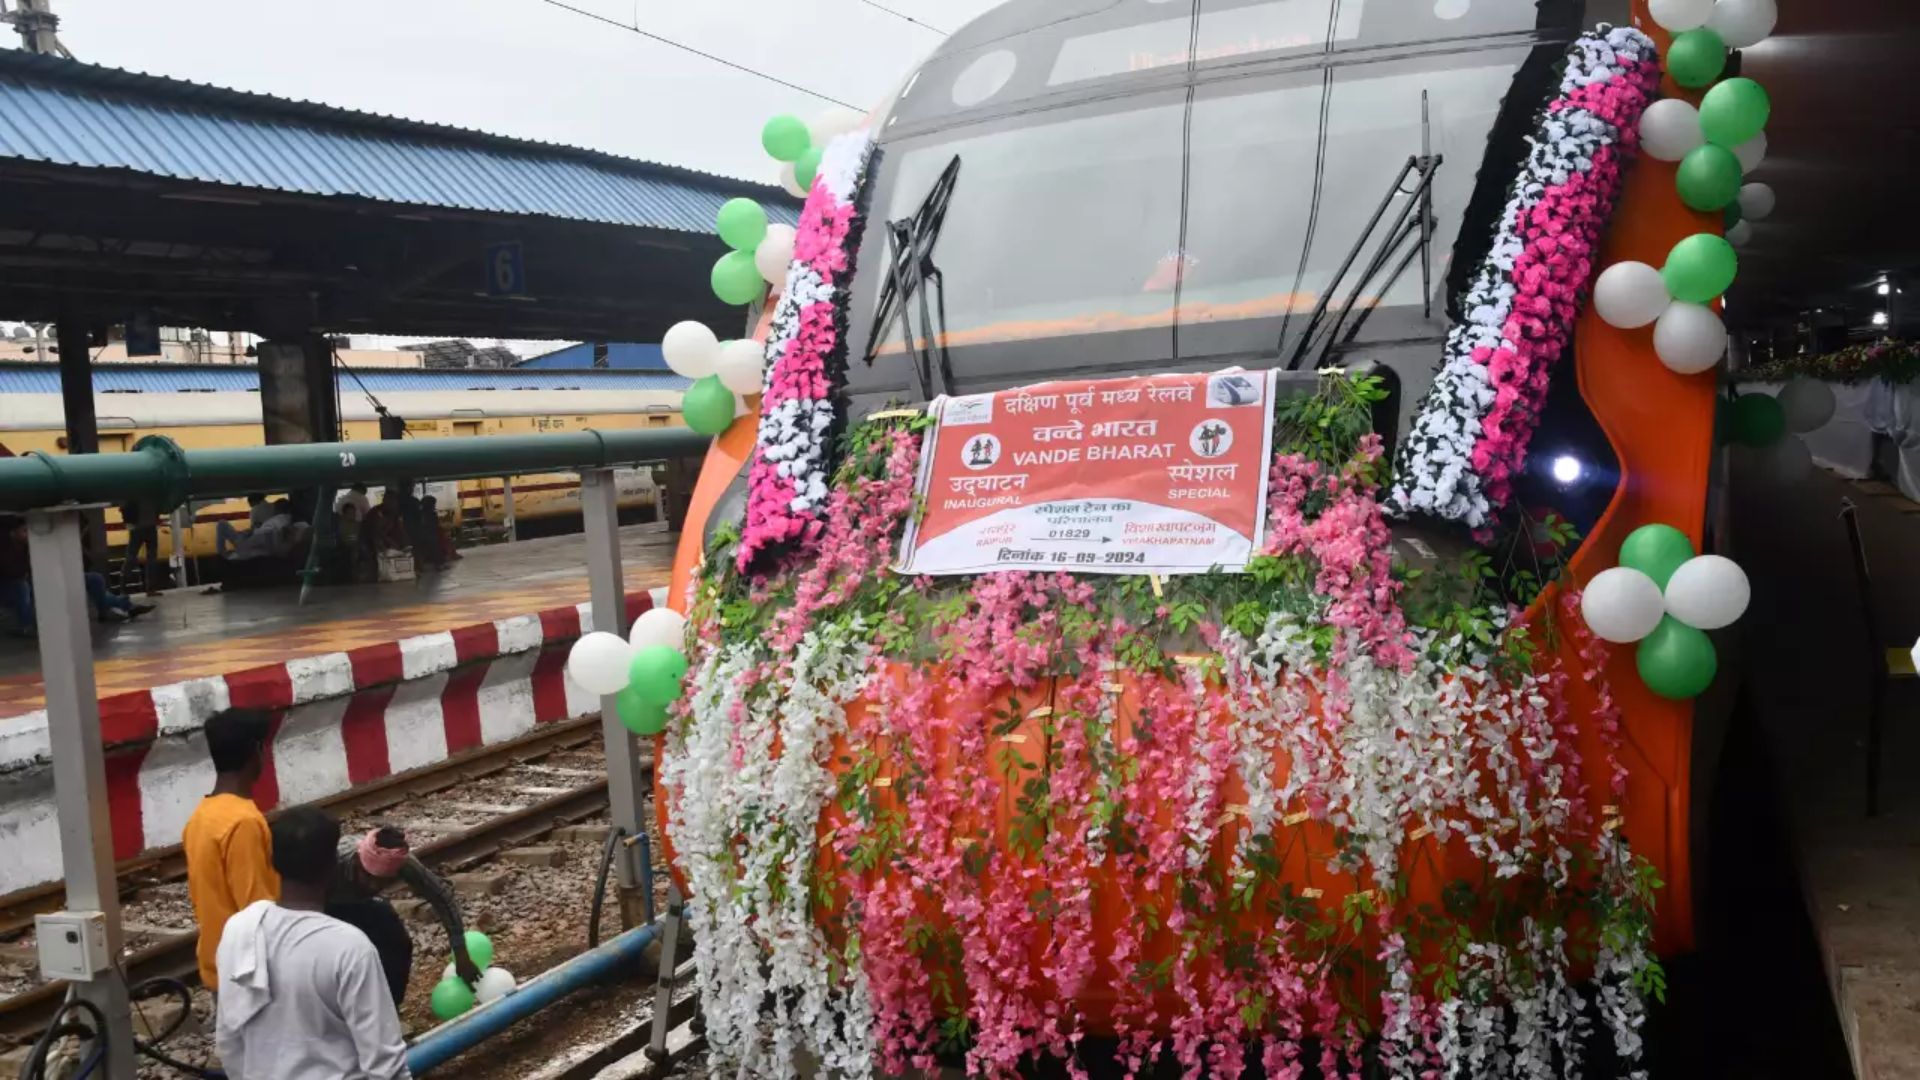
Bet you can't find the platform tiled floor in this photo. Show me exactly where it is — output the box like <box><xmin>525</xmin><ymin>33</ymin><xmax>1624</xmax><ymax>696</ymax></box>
<box><xmin>0</xmin><ymin>523</ymin><xmax>678</xmax><ymax>717</ymax></box>
<box><xmin>1731</xmin><ymin>457</ymin><xmax>1920</xmax><ymax>1079</ymax></box>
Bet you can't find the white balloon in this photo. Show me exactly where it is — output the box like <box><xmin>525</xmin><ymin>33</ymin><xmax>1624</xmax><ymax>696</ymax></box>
<box><xmin>1737</xmin><ymin>182</ymin><xmax>1776</xmax><ymax>221</ymax></box>
<box><xmin>1707</xmin><ymin>0</ymin><xmax>1777</xmax><ymax>48</ymax></box>
<box><xmin>1664</xmin><ymin>555</ymin><xmax>1750</xmax><ymax>630</ymax></box>
<box><xmin>474</xmin><ymin>967</ymin><xmax>516</xmax><ymax>1005</ymax></box>
<box><xmin>754</xmin><ymin>224</ymin><xmax>797</xmax><ymax>288</ymax></box>
<box><xmin>714</xmin><ymin>339</ymin><xmax>765</xmax><ymax>396</ymax></box>
<box><xmin>1726</xmin><ymin>221</ymin><xmax>1754</xmax><ymax>247</ymax></box>
<box><xmin>1733</xmin><ymin>131</ymin><xmax>1767</xmax><ymax>174</ymax></box>
<box><xmin>1652</xmin><ymin>302</ymin><xmax>1726</xmax><ymax>374</ymax></box>
<box><xmin>660</xmin><ymin>321</ymin><xmax>719</xmax><ymax>380</ymax></box>
<box><xmin>777</xmin><ymin>163</ymin><xmax>807</xmax><ymax>199</ymax></box>
<box><xmin>1778</xmin><ymin>378</ymin><xmax>1837</xmax><ymax>433</ymax></box>
<box><xmin>1582</xmin><ymin>567</ymin><xmax>1667</xmax><ymax>644</ymax></box>
<box><xmin>567</xmin><ymin>631</ymin><xmax>635</xmax><ymax>696</ymax></box>
<box><xmin>1649</xmin><ymin>0</ymin><xmax>1715</xmax><ymax>31</ymax></box>
<box><xmin>1593</xmin><ymin>261</ymin><xmax>1671</xmax><ymax>329</ymax></box>
<box><xmin>1638</xmin><ymin>99</ymin><xmax>1705</xmax><ymax>163</ymax></box>
<box><xmin>629</xmin><ymin>606</ymin><xmax>688</xmax><ymax>652</ymax></box>
<box><xmin>807</xmin><ymin>107</ymin><xmax>864</xmax><ymax>146</ymax></box>
<box><xmin>442</xmin><ymin>962</ymin><xmax>457</xmax><ymax>981</ymax></box>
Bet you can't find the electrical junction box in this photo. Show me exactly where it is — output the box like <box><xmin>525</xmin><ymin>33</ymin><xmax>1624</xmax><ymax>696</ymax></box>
<box><xmin>35</xmin><ymin>911</ymin><xmax>109</xmax><ymax>982</ymax></box>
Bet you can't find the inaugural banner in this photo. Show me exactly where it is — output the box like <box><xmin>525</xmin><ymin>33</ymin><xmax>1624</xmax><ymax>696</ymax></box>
<box><xmin>896</xmin><ymin>369</ymin><xmax>1276</xmax><ymax>576</ymax></box>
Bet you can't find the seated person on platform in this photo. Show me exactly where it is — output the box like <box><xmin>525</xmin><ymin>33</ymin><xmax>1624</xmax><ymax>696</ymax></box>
<box><xmin>216</xmin><ymin>806</ymin><xmax>411</xmax><ymax>1080</ymax></box>
<box><xmin>328</xmin><ymin>826</ymin><xmax>480</xmax><ymax>1007</ymax></box>
<box><xmin>215</xmin><ymin>494</ymin><xmax>274</xmax><ymax>556</ymax></box>
<box><xmin>361</xmin><ymin>487</ymin><xmax>411</xmax><ymax>556</ymax></box>
<box><xmin>1</xmin><ymin>515</ymin><xmax>153</xmax><ymax>632</ymax></box>
<box><xmin>228</xmin><ymin>500</ymin><xmax>308</xmax><ymax>563</ymax></box>
<box><xmin>183</xmin><ymin>708</ymin><xmax>280</xmax><ymax>990</ymax></box>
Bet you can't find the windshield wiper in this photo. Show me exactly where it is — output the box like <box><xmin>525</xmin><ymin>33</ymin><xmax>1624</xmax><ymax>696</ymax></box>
<box><xmin>863</xmin><ymin>154</ymin><xmax>962</xmax><ymax>400</ymax></box>
<box><xmin>1284</xmin><ymin>93</ymin><xmax>1442</xmax><ymax>370</ymax></box>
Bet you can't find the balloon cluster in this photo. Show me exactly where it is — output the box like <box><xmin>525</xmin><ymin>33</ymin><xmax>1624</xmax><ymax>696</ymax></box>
<box><xmin>711</xmin><ymin>198</ymin><xmax>792</xmax><ymax>307</ymax></box>
<box><xmin>1581</xmin><ymin>524</ymin><xmax>1750</xmax><ymax>700</ymax></box>
<box><xmin>1641</xmin><ymin>0</ymin><xmax>1778</xmax><ymax>242</ymax></box>
<box><xmin>1592</xmin><ymin>233</ymin><xmax>1737</xmax><ymax>373</ymax></box>
<box><xmin>565</xmin><ymin>606</ymin><xmax>690</xmax><ymax>736</ymax></box>
<box><xmin>1725</xmin><ymin>378</ymin><xmax>1837</xmax><ymax>483</ymax></box>
<box><xmin>430</xmin><ymin>931</ymin><xmax>514</xmax><ymax>1020</ymax></box>
<box><xmin>662</xmin><ymin>320</ymin><xmax>761</xmax><ymax>435</ymax></box>
<box><xmin>761</xmin><ymin>109</ymin><xmax>863</xmax><ymax>198</ymax></box>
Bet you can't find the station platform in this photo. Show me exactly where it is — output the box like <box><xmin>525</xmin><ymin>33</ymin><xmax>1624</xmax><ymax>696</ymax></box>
<box><xmin>1730</xmin><ymin>460</ymin><xmax>1920</xmax><ymax>1080</ymax></box>
<box><xmin>0</xmin><ymin>524</ymin><xmax>677</xmax><ymax>895</ymax></box>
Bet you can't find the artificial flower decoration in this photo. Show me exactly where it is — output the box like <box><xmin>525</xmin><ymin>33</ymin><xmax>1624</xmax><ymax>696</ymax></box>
<box><xmin>1391</xmin><ymin>26</ymin><xmax>1660</xmax><ymax>529</ymax></box>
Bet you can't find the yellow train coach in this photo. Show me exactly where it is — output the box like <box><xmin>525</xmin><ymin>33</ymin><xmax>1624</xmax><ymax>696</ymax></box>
<box><xmin>0</xmin><ymin>361</ymin><xmax>688</xmax><ymax>561</ymax></box>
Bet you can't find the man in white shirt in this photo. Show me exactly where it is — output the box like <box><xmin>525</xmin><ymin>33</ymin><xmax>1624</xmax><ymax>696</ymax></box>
<box><xmin>216</xmin><ymin>805</ymin><xmax>411</xmax><ymax>1080</ymax></box>
<box><xmin>336</xmin><ymin>483</ymin><xmax>373</xmax><ymax>522</ymax></box>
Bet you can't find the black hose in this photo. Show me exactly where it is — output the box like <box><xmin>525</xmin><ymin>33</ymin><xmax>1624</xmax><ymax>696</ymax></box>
<box><xmin>17</xmin><ymin>996</ymin><xmax>105</xmax><ymax>1080</ymax></box>
<box><xmin>128</xmin><ymin>976</ymin><xmax>225</xmax><ymax>1079</ymax></box>
<box><xmin>588</xmin><ymin>825</ymin><xmax>628</xmax><ymax>949</ymax></box>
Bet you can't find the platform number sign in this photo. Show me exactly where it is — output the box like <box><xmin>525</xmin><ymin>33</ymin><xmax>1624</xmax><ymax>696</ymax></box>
<box><xmin>485</xmin><ymin>242</ymin><xmax>526</xmax><ymax>297</ymax></box>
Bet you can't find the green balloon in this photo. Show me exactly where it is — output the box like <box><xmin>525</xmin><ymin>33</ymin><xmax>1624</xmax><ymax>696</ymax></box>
<box><xmin>1728</xmin><ymin>392</ymin><xmax>1786</xmax><ymax>447</ymax></box>
<box><xmin>710</xmin><ymin>250</ymin><xmax>764</xmax><ymax>306</ymax></box>
<box><xmin>681</xmin><ymin>375</ymin><xmax>737</xmax><ymax>436</ymax></box>
<box><xmin>431</xmin><ymin>976</ymin><xmax>476</xmax><ymax>1020</ymax></box>
<box><xmin>1699</xmin><ymin>77</ymin><xmax>1770</xmax><ymax>148</ymax></box>
<box><xmin>761</xmin><ymin>114</ymin><xmax>811</xmax><ymax>162</ymax></box>
<box><xmin>1661</xmin><ymin>233</ymin><xmax>1738</xmax><ymax>304</ymax></box>
<box><xmin>1666</xmin><ymin>28</ymin><xmax>1727</xmax><ymax>89</ymax></box>
<box><xmin>1619</xmin><ymin>524</ymin><xmax>1695</xmax><ymax>590</ymax></box>
<box><xmin>795</xmin><ymin>145</ymin><xmax>825</xmax><ymax>191</ymax></box>
<box><xmin>1676</xmin><ymin>144</ymin><xmax>1743</xmax><ymax>211</ymax></box>
<box><xmin>1636</xmin><ymin>617</ymin><xmax>1718</xmax><ymax>700</ymax></box>
<box><xmin>628</xmin><ymin>645</ymin><xmax>689</xmax><ymax>707</ymax></box>
<box><xmin>462</xmin><ymin>930</ymin><xmax>493</xmax><ymax>972</ymax></box>
<box><xmin>616</xmin><ymin>687</ymin><xmax>670</xmax><ymax>736</ymax></box>
<box><xmin>715</xmin><ymin>198</ymin><xmax>768</xmax><ymax>252</ymax></box>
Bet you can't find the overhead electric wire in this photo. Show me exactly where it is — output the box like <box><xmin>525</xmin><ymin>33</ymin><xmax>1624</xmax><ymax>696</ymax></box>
<box><xmin>530</xmin><ymin>0</ymin><xmax>861</xmax><ymax>109</ymax></box>
<box><xmin>850</xmin><ymin>0</ymin><xmax>947</xmax><ymax>35</ymax></box>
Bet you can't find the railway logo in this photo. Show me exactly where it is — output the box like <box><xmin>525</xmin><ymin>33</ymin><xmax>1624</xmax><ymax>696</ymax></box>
<box><xmin>963</xmin><ymin>434</ymin><xmax>1002</xmax><ymax>470</ymax></box>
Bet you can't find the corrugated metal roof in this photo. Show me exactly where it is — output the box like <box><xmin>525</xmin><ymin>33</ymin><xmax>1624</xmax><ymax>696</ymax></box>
<box><xmin>0</xmin><ymin>362</ymin><xmax>690</xmax><ymax>394</ymax></box>
<box><xmin>0</xmin><ymin>50</ymin><xmax>800</xmax><ymax>233</ymax></box>
<box><xmin>515</xmin><ymin>343</ymin><xmax>671</xmax><ymax>371</ymax></box>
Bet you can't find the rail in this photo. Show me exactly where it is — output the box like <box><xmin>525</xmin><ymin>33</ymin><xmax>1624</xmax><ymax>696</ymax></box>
<box><xmin>0</xmin><ymin>428</ymin><xmax>712</xmax><ymax>513</ymax></box>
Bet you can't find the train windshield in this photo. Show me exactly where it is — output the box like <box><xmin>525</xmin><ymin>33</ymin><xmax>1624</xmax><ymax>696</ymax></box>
<box><xmin>842</xmin><ymin>0</ymin><xmax>1580</xmax><ymax>415</ymax></box>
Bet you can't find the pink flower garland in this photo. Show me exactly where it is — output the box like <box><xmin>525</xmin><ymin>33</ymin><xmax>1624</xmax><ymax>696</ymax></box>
<box><xmin>737</xmin><ymin>133</ymin><xmax>877</xmax><ymax>573</ymax></box>
<box><xmin>1390</xmin><ymin>27</ymin><xmax>1660</xmax><ymax>529</ymax></box>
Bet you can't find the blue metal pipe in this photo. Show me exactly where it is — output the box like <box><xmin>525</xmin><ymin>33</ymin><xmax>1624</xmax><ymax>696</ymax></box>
<box><xmin>407</xmin><ymin>921</ymin><xmax>661</xmax><ymax>1075</ymax></box>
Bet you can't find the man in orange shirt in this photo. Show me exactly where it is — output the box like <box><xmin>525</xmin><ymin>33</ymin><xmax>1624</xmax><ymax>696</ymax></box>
<box><xmin>182</xmin><ymin>708</ymin><xmax>280</xmax><ymax>988</ymax></box>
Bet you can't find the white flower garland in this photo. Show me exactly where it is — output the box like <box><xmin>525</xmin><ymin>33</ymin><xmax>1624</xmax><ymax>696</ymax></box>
<box><xmin>661</xmin><ymin>626</ymin><xmax>875</xmax><ymax>1078</ymax></box>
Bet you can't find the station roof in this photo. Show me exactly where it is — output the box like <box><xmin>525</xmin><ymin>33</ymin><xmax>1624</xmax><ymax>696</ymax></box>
<box><xmin>0</xmin><ymin>51</ymin><xmax>798</xmax><ymax>342</ymax></box>
<box><xmin>0</xmin><ymin>360</ymin><xmax>689</xmax><ymax>393</ymax></box>
<box><xmin>514</xmin><ymin>342</ymin><xmax>670</xmax><ymax>371</ymax></box>
<box><xmin>0</xmin><ymin>50</ymin><xmax>794</xmax><ymax>235</ymax></box>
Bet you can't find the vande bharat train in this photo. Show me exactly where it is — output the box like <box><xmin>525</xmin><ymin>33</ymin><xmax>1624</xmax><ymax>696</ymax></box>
<box><xmin>659</xmin><ymin>0</ymin><xmax>1732</xmax><ymax>1069</ymax></box>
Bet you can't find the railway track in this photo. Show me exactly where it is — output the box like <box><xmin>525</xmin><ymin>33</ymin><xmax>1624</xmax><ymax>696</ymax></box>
<box><xmin>0</xmin><ymin>717</ymin><xmax>646</xmax><ymax>1044</ymax></box>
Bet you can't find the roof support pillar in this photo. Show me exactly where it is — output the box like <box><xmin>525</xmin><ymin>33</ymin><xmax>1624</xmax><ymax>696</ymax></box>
<box><xmin>258</xmin><ymin>334</ymin><xmax>340</xmax><ymax>447</ymax></box>
<box><xmin>56</xmin><ymin>320</ymin><xmax>105</xmax><ymax>557</ymax></box>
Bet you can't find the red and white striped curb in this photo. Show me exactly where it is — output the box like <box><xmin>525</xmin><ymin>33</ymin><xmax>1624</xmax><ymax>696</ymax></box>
<box><xmin>0</xmin><ymin>585</ymin><xmax>668</xmax><ymax>894</ymax></box>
